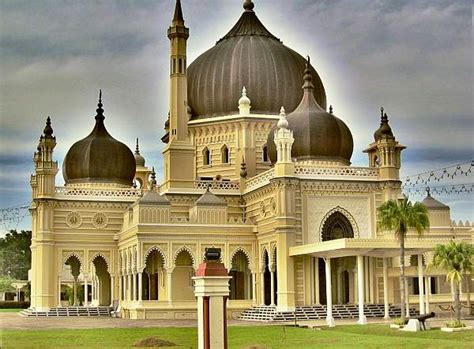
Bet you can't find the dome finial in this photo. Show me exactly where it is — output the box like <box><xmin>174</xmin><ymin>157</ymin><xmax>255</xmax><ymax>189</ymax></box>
<box><xmin>303</xmin><ymin>56</ymin><xmax>314</xmax><ymax>91</ymax></box>
<box><xmin>329</xmin><ymin>105</ymin><xmax>333</xmax><ymax>114</ymax></box>
<box><xmin>277</xmin><ymin>106</ymin><xmax>288</xmax><ymax>129</ymax></box>
<box><xmin>243</xmin><ymin>0</ymin><xmax>255</xmax><ymax>12</ymax></box>
<box><xmin>238</xmin><ymin>86</ymin><xmax>251</xmax><ymax>114</ymax></box>
<box><xmin>43</xmin><ymin>116</ymin><xmax>54</xmax><ymax>137</ymax></box>
<box><xmin>96</xmin><ymin>89</ymin><xmax>105</xmax><ymax>121</ymax></box>
<box><xmin>149</xmin><ymin>167</ymin><xmax>157</xmax><ymax>189</ymax></box>
<box><xmin>426</xmin><ymin>187</ymin><xmax>431</xmax><ymax>197</ymax></box>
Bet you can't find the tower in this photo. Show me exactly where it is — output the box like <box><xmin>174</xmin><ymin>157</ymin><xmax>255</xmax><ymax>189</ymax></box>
<box><xmin>30</xmin><ymin>117</ymin><xmax>59</xmax><ymax>310</ymax></box>
<box><xmin>162</xmin><ymin>0</ymin><xmax>195</xmax><ymax>189</ymax></box>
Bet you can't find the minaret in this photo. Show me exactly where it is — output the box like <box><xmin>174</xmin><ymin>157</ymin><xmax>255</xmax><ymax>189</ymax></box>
<box><xmin>364</xmin><ymin>108</ymin><xmax>406</xmax><ymax>199</ymax></box>
<box><xmin>273</xmin><ymin>107</ymin><xmax>295</xmax><ymax>176</ymax></box>
<box><xmin>163</xmin><ymin>0</ymin><xmax>195</xmax><ymax>188</ymax></box>
<box><xmin>32</xmin><ymin>116</ymin><xmax>58</xmax><ymax>198</ymax></box>
<box><xmin>30</xmin><ymin>117</ymin><xmax>59</xmax><ymax>311</ymax></box>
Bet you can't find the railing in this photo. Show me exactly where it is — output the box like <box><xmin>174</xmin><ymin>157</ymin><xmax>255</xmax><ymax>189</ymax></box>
<box><xmin>55</xmin><ymin>186</ymin><xmax>142</xmax><ymax>200</ymax></box>
<box><xmin>193</xmin><ymin>180</ymin><xmax>240</xmax><ymax>191</ymax></box>
<box><xmin>294</xmin><ymin>165</ymin><xmax>378</xmax><ymax>179</ymax></box>
<box><xmin>245</xmin><ymin>168</ymin><xmax>275</xmax><ymax>192</ymax></box>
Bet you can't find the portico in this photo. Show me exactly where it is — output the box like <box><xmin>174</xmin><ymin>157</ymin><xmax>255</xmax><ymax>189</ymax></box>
<box><xmin>290</xmin><ymin>238</ymin><xmax>449</xmax><ymax>325</ymax></box>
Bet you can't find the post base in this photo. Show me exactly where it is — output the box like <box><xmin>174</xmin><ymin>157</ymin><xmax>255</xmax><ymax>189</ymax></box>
<box><xmin>326</xmin><ymin>317</ymin><xmax>335</xmax><ymax>327</ymax></box>
<box><xmin>357</xmin><ymin>315</ymin><xmax>367</xmax><ymax>325</ymax></box>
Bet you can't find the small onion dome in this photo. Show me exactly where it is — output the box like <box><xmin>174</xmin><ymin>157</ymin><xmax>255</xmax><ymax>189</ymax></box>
<box><xmin>267</xmin><ymin>60</ymin><xmax>353</xmax><ymax>164</ymax></box>
<box><xmin>187</xmin><ymin>1</ymin><xmax>326</xmax><ymax>119</ymax></box>
<box><xmin>62</xmin><ymin>91</ymin><xmax>136</xmax><ymax>186</ymax></box>
<box><xmin>422</xmin><ymin>189</ymin><xmax>450</xmax><ymax>210</ymax></box>
<box><xmin>134</xmin><ymin>138</ymin><xmax>146</xmax><ymax>167</ymax></box>
<box><xmin>374</xmin><ymin>107</ymin><xmax>394</xmax><ymax>141</ymax></box>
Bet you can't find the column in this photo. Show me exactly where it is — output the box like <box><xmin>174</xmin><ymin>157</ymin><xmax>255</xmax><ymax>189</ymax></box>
<box><xmin>315</xmin><ymin>259</ymin><xmax>320</xmax><ymax>304</ymax></box>
<box><xmin>167</xmin><ymin>268</ymin><xmax>173</xmax><ymax>305</ymax></box>
<box><xmin>127</xmin><ymin>273</ymin><xmax>132</xmax><ymax>302</ymax></box>
<box><xmin>110</xmin><ymin>276</ymin><xmax>115</xmax><ymax>306</ymax></box>
<box><xmin>417</xmin><ymin>254</ymin><xmax>425</xmax><ymax>314</ymax></box>
<box><xmin>383</xmin><ymin>258</ymin><xmax>390</xmax><ymax>319</ymax></box>
<box><xmin>405</xmin><ymin>278</ymin><xmax>409</xmax><ymax>316</ymax></box>
<box><xmin>425</xmin><ymin>277</ymin><xmax>431</xmax><ymax>313</ymax></box>
<box><xmin>132</xmin><ymin>272</ymin><xmax>137</xmax><ymax>302</ymax></box>
<box><xmin>251</xmin><ymin>272</ymin><xmax>257</xmax><ymax>306</ymax></box>
<box><xmin>57</xmin><ymin>276</ymin><xmax>62</xmax><ymax>307</ymax></box>
<box><xmin>260</xmin><ymin>271</ymin><xmax>265</xmax><ymax>306</ymax></box>
<box><xmin>270</xmin><ymin>266</ymin><xmax>275</xmax><ymax>306</ymax></box>
<box><xmin>118</xmin><ymin>275</ymin><xmax>122</xmax><ymax>302</ymax></box>
<box><xmin>369</xmin><ymin>257</ymin><xmax>374</xmax><ymax>303</ymax></box>
<box><xmin>336</xmin><ymin>267</ymin><xmax>343</xmax><ymax>304</ymax></box>
<box><xmin>325</xmin><ymin>258</ymin><xmax>335</xmax><ymax>327</ymax></box>
<box><xmin>138</xmin><ymin>272</ymin><xmax>143</xmax><ymax>302</ymax></box>
<box><xmin>84</xmin><ymin>276</ymin><xmax>88</xmax><ymax>307</ymax></box>
<box><xmin>357</xmin><ymin>255</ymin><xmax>367</xmax><ymax>324</ymax></box>
<box><xmin>364</xmin><ymin>257</ymin><xmax>370</xmax><ymax>303</ymax></box>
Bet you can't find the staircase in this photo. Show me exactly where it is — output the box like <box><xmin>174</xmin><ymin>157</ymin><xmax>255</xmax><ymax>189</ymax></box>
<box><xmin>19</xmin><ymin>306</ymin><xmax>111</xmax><ymax>317</ymax></box>
<box><xmin>239</xmin><ymin>304</ymin><xmax>418</xmax><ymax>322</ymax></box>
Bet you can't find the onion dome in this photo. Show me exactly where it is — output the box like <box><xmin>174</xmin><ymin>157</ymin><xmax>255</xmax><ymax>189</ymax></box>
<box><xmin>374</xmin><ymin>107</ymin><xmax>394</xmax><ymax>141</ymax></box>
<box><xmin>267</xmin><ymin>59</ymin><xmax>353</xmax><ymax>164</ymax></box>
<box><xmin>134</xmin><ymin>138</ymin><xmax>146</xmax><ymax>167</ymax></box>
<box><xmin>43</xmin><ymin>116</ymin><xmax>54</xmax><ymax>137</ymax></box>
<box><xmin>62</xmin><ymin>91</ymin><xmax>136</xmax><ymax>186</ymax></box>
<box><xmin>422</xmin><ymin>188</ymin><xmax>449</xmax><ymax>210</ymax></box>
<box><xmin>187</xmin><ymin>1</ymin><xmax>326</xmax><ymax>119</ymax></box>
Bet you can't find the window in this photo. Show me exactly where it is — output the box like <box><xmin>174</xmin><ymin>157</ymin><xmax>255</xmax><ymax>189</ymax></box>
<box><xmin>202</xmin><ymin>147</ymin><xmax>211</xmax><ymax>166</ymax></box>
<box><xmin>262</xmin><ymin>144</ymin><xmax>268</xmax><ymax>162</ymax></box>
<box><xmin>221</xmin><ymin>145</ymin><xmax>229</xmax><ymax>164</ymax></box>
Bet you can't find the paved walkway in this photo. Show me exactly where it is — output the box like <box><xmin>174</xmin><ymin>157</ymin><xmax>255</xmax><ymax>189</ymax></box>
<box><xmin>1</xmin><ymin>312</ymin><xmax>473</xmax><ymax>331</ymax></box>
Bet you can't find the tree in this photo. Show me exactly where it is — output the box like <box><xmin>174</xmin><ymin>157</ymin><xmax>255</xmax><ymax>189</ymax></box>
<box><xmin>377</xmin><ymin>198</ymin><xmax>429</xmax><ymax>320</ymax></box>
<box><xmin>430</xmin><ymin>241</ymin><xmax>474</xmax><ymax>321</ymax></box>
<box><xmin>0</xmin><ymin>230</ymin><xmax>32</xmax><ymax>280</ymax></box>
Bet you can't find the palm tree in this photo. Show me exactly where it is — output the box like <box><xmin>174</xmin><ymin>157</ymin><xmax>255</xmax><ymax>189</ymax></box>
<box><xmin>430</xmin><ymin>241</ymin><xmax>474</xmax><ymax>321</ymax></box>
<box><xmin>377</xmin><ymin>197</ymin><xmax>429</xmax><ymax>320</ymax></box>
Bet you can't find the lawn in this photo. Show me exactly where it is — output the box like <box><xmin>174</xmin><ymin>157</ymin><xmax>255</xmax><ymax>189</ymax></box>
<box><xmin>1</xmin><ymin>324</ymin><xmax>472</xmax><ymax>349</ymax></box>
<box><xmin>0</xmin><ymin>308</ymin><xmax>22</xmax><ymax>312</ymax></box>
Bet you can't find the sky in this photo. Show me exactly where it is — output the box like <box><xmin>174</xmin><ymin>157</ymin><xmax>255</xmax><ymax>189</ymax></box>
<box><xmin>0</xmin><ymin>0</ymin><xmax>472</xmax><ymax>232</ymax></box>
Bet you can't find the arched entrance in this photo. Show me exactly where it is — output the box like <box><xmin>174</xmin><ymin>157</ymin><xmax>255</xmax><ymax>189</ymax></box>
<box><xmin>229</xmin><ymin>251</ymin><xmax>251</xmax><ymax>300</ymax></box>
<box><xmin>64</xmin><ymin>255</ymin><xmax>81</xmax><ymax>306</ymax></box>
<box><xmin>143</xmin><ymin>250</ymin><xmax>165</xmax><ymax>300</ymax></box>
<box><xmin>91</xmin><ymin>255</ymin><xmax>111</xmax><ymax>306</ymax></box>
<box><xmin>172</xmin><ymin>250</ymin><xmax>194</xmax><ymax>301</ymax></box>
<box><xmin>319</xmin><ymin>211</ymin><xmax>355</xmax><ymax>305</ymax></box>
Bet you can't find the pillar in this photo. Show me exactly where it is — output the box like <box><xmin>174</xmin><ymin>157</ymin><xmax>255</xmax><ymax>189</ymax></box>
<box><xmin>383</xmin><ymin>257</ymin><xmax>390</xmax><ymax>319</ymax></box>
<box><xmin>57</xmin><ymin>276</ymin><xmax>62</xmax><ymax>307</ymax></box>
<box><xmin>417</xmin><ymin>254</ymin><xmax>425</xmax><ymax>314</ymax></box>
<box><xmin>270</xmin><ymin>266</ymin><xmax>275</xmax><ymax>306</ymax></box>
<box><xmin>138</xmin><ymin>272</ymin><xmax>143</xmax><ymax>302</ymax></box>
<box><xmin>364</xmin><ymin>257</ymin><xmax>370</xmax><ymax>303</ymax></box>
<box><xmin>357</xmin><ymin>255</ymin><xmax>367</xmax><ymax>324</ymax></box>
<box><xmin>260</xmin><ymin>271</ymin><xmax>265</xmax><ymax>306</ymax></box>
<box><xmin>336</xmin><ymin>267</ymin><xmax>343</xmax><ymax>304</ymax></box>
<box><xmin>167</xmin><ymin>268</ymin><xmax>173</xmax><ymax>304</ymax></box>
<box><xmin>127</xmin><ymin>273</ymin><xmax>132</xmax><ymax>302</ymax></box>
<box><xmin>251</xmin><ymin>272</ymin><xmax>256</xmax><ymax>306</ymax></box>
<box><xmin>405</xmin><ymin>278</ymin><xmax>409</xmax><ymax>316</ymax></box>
<box><xmin>110</xmin><ymin>276</ymin><xmax>115</xmax><ymax>306</ymax></box>
<box><xmin>84</xmin><ymin>276</ymin><xmax>88</xmax><ymax>307</ymax></box>
<box><xmin>118</xmin><ymin>275</ymin><xmax>122</xmax><ymax>301</ymax></box>
<box><xmin>315</xmin><ymin>259</ymin><xmax>320</xmax><ymax>304</ymax></box>
<box><xmin>325</xmin><ymin>258</ymin><xmax>335</xmax><ymax>327</ymax></box>
<box><xmin>425</xmin><ymin>277</ymin><xmax>431</xmax><ymax>313</ymax></box>
<box><xmin>132</xmin><ymin>272</ymin><xmax>137</xmax><ymax>302</ymax></box>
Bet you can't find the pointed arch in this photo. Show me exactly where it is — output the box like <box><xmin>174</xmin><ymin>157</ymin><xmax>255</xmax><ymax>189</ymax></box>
<box><xmin>173</xmin><ymin>246</ymin><xmax>196</xmax><ymax>268</ymax></box>
<box><xmin>63</xmin><ymin>251</ymin><xmax>84</xmax><ymax>273</ymax></box>
<box><xmin>262</xmin><ymin>143</ymin><xmax>269</xmax><ymax>162</ymax></box>
<box><xmin>202</xmin><ymin>147</ymin><xmax>211</xmax><ymax>166</ymax></box>
<box><xmin>230</xmin><ymin>247</ymin><xmax>251</xmax><ymax>269</ymax></box>
<box><xmin>319</xmin><ymin>206</ymin><xmax>359</xmax><ymax>241</ymax></box>
<box><xmin>221</xmin><ymin>144</ymin><xmax>230</xmax><ymax>164</ymax></box>
<box><xmin>144</xmin><ymin>246</ymin><xmax>168</xmax><ymax>269</ymax></box>
<box><xmin>90</xmin><ymin>252</ymin><xmax>111</xmax><ymax>273</ymax></box>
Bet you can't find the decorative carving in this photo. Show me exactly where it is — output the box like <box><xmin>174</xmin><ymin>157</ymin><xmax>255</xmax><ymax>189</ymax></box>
<box><xmin>260</xmin><ymin>200</ymin><xmax>267</xmax><ymax>217</ymax></box>
<box><xmin>90</xmin><ymin>251</ymin><xmax>111</xmax><ymax>272</ymax></box>
<box><xmin>246</xmin><ymin>168</ymin><xmax>275</xmax><ymax>191</ymax></box>
<box><xmin>66</xmin><ymin>211</ymin><xmax>82</xmax><ymax>228</ymax></box>
<box><xmin>92</xmin><ymin>212</ymin><xmax>108</xmax><ymax>229</ymax></box>
<box><xmin>319</xmin><ymin>206</ymin><xmax>360</xmax><ymax>241</ymax></box>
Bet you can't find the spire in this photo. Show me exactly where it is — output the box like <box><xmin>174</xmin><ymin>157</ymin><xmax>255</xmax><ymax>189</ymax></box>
<box><xmin>374</xmin><ymin>107</ymin><xmax>394</xmax><ymax>141</ymax></box>
<box><xmin>303</xmin><ymin>56</ymin><xmax>314</xmax><ymax>92</ymax></box>
<box><xmin>172</xmin><ymin>0</ymin><xmax>185</xmax><ymax>26</ymax></box>
<box><xmin>43</xmin><ymin>116</ymin><xmax>54</xmax><ymax>137</ymax></box>
<box><xmin>238</xmin><ymin>86</ymin><xmax>251</xmax><ymax>115</ymax></box>
<box><xmin>149</xmin><ymin>167</ymin><xmax>157</xmax><ymax>189</ymax></box>
<box><xmin>243</xmin><ymin>0</ymin><xmax>255</xmax><ymax>12</ymax></box>
<box><xmin>95</xmin><ymin>89</ymin><xmax>105</xmax><ymax>122</ymax></box>
<box><xmin>135</xmin><ymin>138</ymin><xmax>140</xmax><ymax>155</ymax></box>
<box><xmin>329</xmin><ymin>105</ymin><xmax>333</xmax><ymax>114</ymax></box>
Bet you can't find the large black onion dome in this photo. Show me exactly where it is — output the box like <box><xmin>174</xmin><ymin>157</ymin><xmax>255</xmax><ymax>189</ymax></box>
<box><xmin>62</xmin><ymin>92</ymin><xmax>136</xmax><ymax>186</ymax></box>
<box><xmin>187</xmin><ymin>2</ymin><xmax>326</xmax><ymax>119</ymax></box>
<box><xmin>267</xmin><ymin>62</ymin><xmax>353</xmax><ymax>164</ymax></box>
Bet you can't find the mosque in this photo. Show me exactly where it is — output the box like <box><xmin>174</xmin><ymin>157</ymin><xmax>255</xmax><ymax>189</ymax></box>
<box><xmin>29</xmin><ymin>0</ymin><xmax>472</xmax><ymax>322</ymax></box>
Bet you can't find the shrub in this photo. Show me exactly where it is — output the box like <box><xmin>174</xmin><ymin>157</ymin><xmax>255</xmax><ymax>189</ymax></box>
<box><xmin>0</xmin><ymin>301</ymin><xmax>30</xmax><ymax>309</ymax></box>
<box><xmin>445</xmin><ymin>319</ymin><xmax>465</xmax><ymax>328</ymax></box>
<box><xmin>393</xmin><ymin>317</ymin><xmax>406</xmax><ymax>326</ymax></box>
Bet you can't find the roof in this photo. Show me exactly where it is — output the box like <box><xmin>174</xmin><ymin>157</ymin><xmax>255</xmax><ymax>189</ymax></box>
<box><xmin>195</xmin><ymin>189</ymin><xmax>227</xmax><ymax>207</ymax></box>
<box><xmin>137</xmin><ymin>191</ymin><xmax>170</xmax><ymax>205</ymax></box>
<box><xmin>422</xmin><ymin>194</ymin><xmax>450</xmax><ymax>210</ymax></box>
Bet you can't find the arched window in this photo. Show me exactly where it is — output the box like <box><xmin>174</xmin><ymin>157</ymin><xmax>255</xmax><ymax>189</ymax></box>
<box><xmin>221</xmin><ymin>145</ymin><xmax>229</xmax><ymax>164</ymax></box>
<box><xmin>321</xmin><ymin>212</ymin><xmax>354</xmax><ymax>242</ymax></box>
<box><xmin>202</xmin><ymin>147</ymin><xmax>211</xmax><ymax>166</ymax></box>
<box><xmin>262</xmin><ymin>144</ymin><xmax>269</xmax><ymax>162</ymax></box>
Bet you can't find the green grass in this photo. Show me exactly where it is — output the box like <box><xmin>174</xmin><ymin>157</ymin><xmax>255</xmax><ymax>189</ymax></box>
<box><xmin>0</xmin><ymin>308</ymin><xmax>22</xmax><ymax>312</ymax></box>
<box><xmin>1</xmin><ymin>324</ymin><xmax>473</xmax><ymax>349</ymax></box>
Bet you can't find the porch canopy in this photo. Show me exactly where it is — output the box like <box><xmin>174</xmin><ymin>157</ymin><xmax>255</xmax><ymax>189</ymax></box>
<box><xmin>289</xmin><ymin>237</ymin><xmax>451</xmax><ymax>259</ymax></box>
